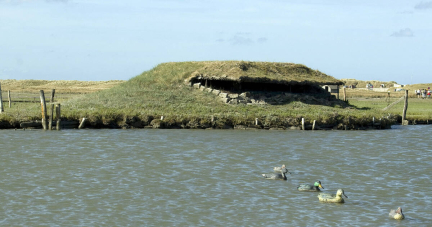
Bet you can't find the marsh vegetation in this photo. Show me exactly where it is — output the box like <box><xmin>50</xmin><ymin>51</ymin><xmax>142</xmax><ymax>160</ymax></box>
<box><xmin>1</xmin><ymin>62</ymin><xmax>430</xmax><ymax>129</ymax></box>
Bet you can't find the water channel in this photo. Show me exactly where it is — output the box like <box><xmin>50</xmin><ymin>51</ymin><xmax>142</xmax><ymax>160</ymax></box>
<box><xmin>1</xmin><ymin>126</ymin><xmax>431</xmax><ymax>226</ymax></box>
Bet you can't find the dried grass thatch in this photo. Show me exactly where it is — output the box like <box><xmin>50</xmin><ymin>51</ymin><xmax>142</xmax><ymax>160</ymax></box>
<box><xmin>183</xmin><ymin>61</ymin><xmax>342</xmax><ymax>86</ymax></box>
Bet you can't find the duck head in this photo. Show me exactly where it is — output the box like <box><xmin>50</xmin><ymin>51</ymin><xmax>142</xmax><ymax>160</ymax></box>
<box><xmin>396</xmin><ymin>207</ymin><xmax>403</xmax><ymax>215</ymax></box>
<box><xmin>314</xmin><ymin>181</ymin><xmax>324</xmax><ymax>189</ymax></box>
<box><xmin>336</xmin><ymin>189</ymin><xmax>348</xmax><ymax>198</ymax></box>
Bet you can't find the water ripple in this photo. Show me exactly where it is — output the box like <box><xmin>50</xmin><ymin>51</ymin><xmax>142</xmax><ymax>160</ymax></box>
<box><xmin>0</xmin><ymin>127</ymin><xmax>432</xmax><ymax>226</ymax></box>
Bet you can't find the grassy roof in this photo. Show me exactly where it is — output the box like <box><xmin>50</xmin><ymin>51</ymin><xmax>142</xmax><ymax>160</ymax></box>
<box><xmin>181</xmin><ymin>61</ymin><xmax>342</xmax><ymax>85</ymax></box>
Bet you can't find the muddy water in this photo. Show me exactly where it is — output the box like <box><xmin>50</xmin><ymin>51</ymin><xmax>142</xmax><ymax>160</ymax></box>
<box><xmin>1</xmin><ymin>126</ymin><xmax>431</xmax><ymax>226</ymax></box>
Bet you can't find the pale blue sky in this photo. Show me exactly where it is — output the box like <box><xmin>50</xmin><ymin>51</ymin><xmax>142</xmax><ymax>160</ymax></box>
<box><xmin>1</xmin><ymin>0</ymin><xmax>431</xmax><ymax>85</ymax></box>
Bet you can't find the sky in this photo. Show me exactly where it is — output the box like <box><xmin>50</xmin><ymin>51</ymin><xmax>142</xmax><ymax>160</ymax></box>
<box><xmin>0</xmin><ymin>0</ymin><xmax>431</xmax><ymax>85</ymax></box>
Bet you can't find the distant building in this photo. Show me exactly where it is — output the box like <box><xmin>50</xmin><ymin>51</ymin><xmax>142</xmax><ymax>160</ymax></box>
<box><xmin>394</xmin><ymin>84</ymin><xmax>404</xmax><ymax>88</ymax></box>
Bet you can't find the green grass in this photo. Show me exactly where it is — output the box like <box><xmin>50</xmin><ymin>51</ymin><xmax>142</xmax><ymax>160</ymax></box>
<box><xmin>349</xmin><ymin>97</ymin><xmax>432</xmax><ymax>121</ymax></box>
<box><xmin>59</xmin><ymin>62</ymin><xmax>388</xmax><ymax>125</ymax></box>
<box><xmin>1</xmin><ymin>61</ymin><xmax>430</xmax><ymax>128</ymax></box>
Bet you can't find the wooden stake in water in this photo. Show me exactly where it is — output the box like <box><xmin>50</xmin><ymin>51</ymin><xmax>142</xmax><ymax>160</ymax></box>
<box><xmin>302</xmin><ymin>118</ymin><xmax>305</xmax><ymax>130</ymax></box>
<box><xmin>79</xmin><ymin>118</ymin><xmax>87</xmax><ymax>129</ymax></box>
<box><xmin>49</xmin><ymin>104</ymin><xmax>54</xmax><ymax>130</ymax></box>
<box><xmin>56</xmin><ymin>104</ymin><xmax>61</xmax><ymax>131</ymax></box>
<box><xmin>312</xmin><ymin>120</ymin><xmax>316</xmax><ymax>130</ymax></box>
<box><xmin>40</xmin><ymin>90</ymin><xmax>48</xmax><ymax>130</ymax></box>
<box><xmin>402</xmin><ymin>90</ymin><xmax>409</xmax><ymax>125</ymax></box>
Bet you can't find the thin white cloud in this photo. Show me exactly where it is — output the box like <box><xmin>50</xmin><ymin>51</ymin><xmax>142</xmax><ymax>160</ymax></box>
<box><xmin>0</xmin><ymin>0</ymin><xmax>68</xmax><ymax>3</ymax></box>
<box><xmin>236</xmin><ymin>32</ymin><xmax>251</xmax><ymax>35</ymax></box>
<box><xmin>46</xmin><ymin>0</ymin><xmax>68</xmax><ymax>3</ymax></box>
<box><xmin>218</xmin><ymin>33</ymin><xmax>267</xmax><ymax>45</ymax></box>
<box><xmin>391</xmin><ymin>28</ymin><xmax>414</xmax><ymax>37</ymax></box>
<box><xmin>257</xmin><ymin>37</ymin><xmax>267</xmax><ymax>43</ymax></box>
<box><xmin>229</xmin><ymin>35</ymin><xmax>253</xmax><ymax>45</ymax></box>
<box><xmin>414</xmin><ymin>1</ymin><xmax>432</xmax><ymax>9</ymax></box>
<box><xmin>0</xmin><ymin>0</ymin><xmax>31</xmax><ymax>3</ymax></box>
<box><xmin>397</xmin><ymin>10</ymin><xmax>414</xmax><ymax>14</ymax></box>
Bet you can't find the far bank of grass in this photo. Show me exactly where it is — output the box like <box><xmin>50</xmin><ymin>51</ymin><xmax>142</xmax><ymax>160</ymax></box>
<box><xmin>1</xmin><ymin>62</ymin><xmax>430</xmax><ymax>129</ymax></box>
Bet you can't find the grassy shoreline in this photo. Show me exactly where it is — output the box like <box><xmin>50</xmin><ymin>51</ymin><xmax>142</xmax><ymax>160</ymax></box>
<box><xmin>1</xmin><ymin>62</ymin><xmax>431</xmax><ymax>130</ymax></box>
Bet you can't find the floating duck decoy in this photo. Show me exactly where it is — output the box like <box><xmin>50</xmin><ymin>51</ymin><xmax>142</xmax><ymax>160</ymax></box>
<box><xmin>389</xmin><ymin>207</ymin><xmax>404</xmax><ymax>220</ymax></box>
<box><xmin>297</xmin><ymin>181</ymin><xmax>324</xmax><ymax>192</ymax></box>
<box><xmin>262</xmin><ymin>167</ymin><xmax>287</xmax><ymax>180</ymax></box>
<box><xmin>273</xmin><ymin>164</ymin><xmax>290</xmax><ymax>174</ymax></box>
<box><xmin>317</xmin><ymin>189</ymin><xmax>348</xmax><ymax>203</ymax></box>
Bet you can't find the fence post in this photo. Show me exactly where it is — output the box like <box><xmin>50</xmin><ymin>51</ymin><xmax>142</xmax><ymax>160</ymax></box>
<box><xmin>343</xmin><ymin>87</ymin><xmax>346</xmax><ymax>101</ymax></box>
<box><xmin>51</xmin><ymin>89</ymin><xmax>55</xmax><ymax>102</ymax></box>
<box><xmin>56</xmin><ymin>104</ymin><xmax>61</xmax><ymax>130</ymax></box>
<box><xmin>40</xmin><ymin>90</ymin><xmax>48</xmax><ymax>130</ymax></box>
<box><xmin>402</xmin><ymin>90</ymin><xmax>409</xmax><ymax>125</ymax></box>
<box><xmin>49</xmin><ymin>104</ymin><xmax>54</xmax><ymax>130</ymax></box>
<box><xmin>8</xmin><ymin>90</ymin><xmax>11</xmax><ymax>108</ymax></box>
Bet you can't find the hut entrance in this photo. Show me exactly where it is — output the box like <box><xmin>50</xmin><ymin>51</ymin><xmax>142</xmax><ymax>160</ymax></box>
<box><xmin>190</xmin><ymin>78</ymin><xmax>329</xmax><ymax>95</ymax></box>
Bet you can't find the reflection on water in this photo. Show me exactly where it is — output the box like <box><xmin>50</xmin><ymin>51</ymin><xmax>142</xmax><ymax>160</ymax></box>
<box><xmin>1</xmin><ymin>126</ymin><xmax>432</xmax><ymax>226</ymax></box>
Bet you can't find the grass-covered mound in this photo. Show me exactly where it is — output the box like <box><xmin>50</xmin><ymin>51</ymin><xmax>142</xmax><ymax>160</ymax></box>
<box><xmin>185</xmin><ymin>61</ymin><xmax>342</xmax><ymax>85</ymax></box>
<box><xmin>57</xmin><ymin>61</ymin><xmax>394</xmax><ymax>129</ymax></box>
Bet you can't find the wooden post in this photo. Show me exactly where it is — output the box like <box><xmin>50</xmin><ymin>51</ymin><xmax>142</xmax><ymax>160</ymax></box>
<box><xmin>51</xmin><ymin>89</ymin><xmax>55</xmax><ymax>102</ymax></box>
<box><xmin>0</xmin><ymin>82</ymin><xmax>3</xmax><ymax>113</ymax></box>
<box><xmin>40</xmin><ymin>90</ymin><xmax>48</xmax><ymax>130</ymax></box>
<box><xmin>402</xmin><ymin>90</ymin><xmax>409</xmax><ymax>125</ymax></box>
<box><xmin>211</xmin><ymin>115</ymin><xmax>214</xmax><ymax>123</ymax></box>
<box><xmin>56</xmin><ymin>104</ymin><xmax>61</xmax><ymax>130</ymax></box>
<box><xmin>8</xmin><ymin>90</ymin><xmax>11</xmax><ymax>108</ymax></box>
<box><xmin>255</xmin><ymin>118</ymin><xmax>258</xmax><ymax>125</ymax></box>
<box><xmin>79</xmin><ymin>118</ymin><xmax>86</xmax><ymax>129</ymax></box>
<box><xmin>312</xmin><ymin>120</ymin><xmax>316</xmax><ymax>130</ymax></box>
<box><xmin>49</xmin><ymin>104</ymin><xmax>54</xmax><ymax>130</ymax></box>
<box><xmin>343</xmin><ymin>87</ymin><xmax>346</xmax><ymax>101</ymax></box>
<box><xmin>301</xmin><ymin>118</ymin><xmax>305</xmax><ymax>130</ymax></box>
<box><xmin>160</xmin><ymin>116</ymin><xmax>164</xmax><ymax>120</ymax></box>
